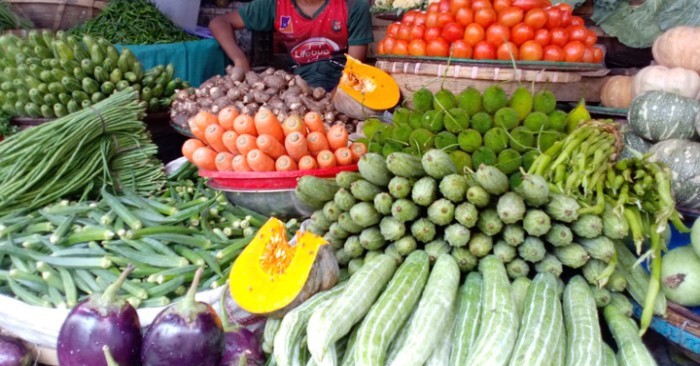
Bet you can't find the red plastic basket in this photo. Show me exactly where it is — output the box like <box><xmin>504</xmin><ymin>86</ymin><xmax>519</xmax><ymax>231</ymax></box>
<box><xmin>198</xmin><ymin>164</ymin><xmax>359</xmax><ymax>190</ymax></box>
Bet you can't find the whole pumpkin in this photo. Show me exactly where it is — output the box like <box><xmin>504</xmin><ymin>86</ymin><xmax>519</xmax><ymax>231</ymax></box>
<box><xmin>600</xmin><ymin>75</ymin><xmax>634</xmax><ymax>109</ymax></box>
<box><xmin>633</xmin><ymin>65</ymin><xmax>700</xmax><ymax>100</ymax></box>
<box><xmin>652</xmin><ymin>26</ymin><xmax>700</xmax><ymax>73</ymax></box>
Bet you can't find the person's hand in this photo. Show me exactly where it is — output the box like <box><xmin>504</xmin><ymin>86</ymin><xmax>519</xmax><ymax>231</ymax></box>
<box><xmin>232</xmin><ymin>56</ymin><xmax>252</xmax><ymax>73</ymax></box>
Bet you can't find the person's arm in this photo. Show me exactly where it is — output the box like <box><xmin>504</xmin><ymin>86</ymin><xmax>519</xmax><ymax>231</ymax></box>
<box><xmin>347</xmin><ymin>0</ymin><xmax>374</xmax><ymax>61</ymax></box>
<box><xmin>209</xmin><ymin>11</ymin><xmax>251</xmax><ymax>72</ymax></box>
<box><xmin>348</xmin><ymin>44</ymin><xmax>368</xmax><ymax>62</ymax></box>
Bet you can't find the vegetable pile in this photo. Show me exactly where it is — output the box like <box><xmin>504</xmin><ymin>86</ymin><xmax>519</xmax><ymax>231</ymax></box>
<box><xmin>0</xmin><ymin>31</ymin><xmax>188</xmax><ymax>118</ymax></box>
<box><xmin>263</xmin><ymin>252</ymin><xmax>655</xmax><ymax>366</ymax></box>
<box><xmin>183</xmin><ymin>108</ymin><xmax>366</xmax><ymax>172</ymax></box>
<box><xmin>170</xmin><ymin>65</ymin><xmax>360</xmax><ymax>134</ymax></box>
<box><xmin>0</xmin><ymin>90</ymin><xmax>164</xmax><ymax>216</ymax></box>
<box><xmin>0</xmin><ymin>163</ymin><xmax>280</xmax><ymax>309</ymax></box>
<box><xmin>0</xmin><ymin>0</ymin><xmax>32</xmax><ymax>30</ymax></box>
<box><xmin>0</xmin><ymin>111</ymin><xmax>18</xmax><ymax>138</ymax></box>
<box><xmin>69</xmin><ymin>0</ymin><xmax>199</xmax><ymax>45</ymax></box>
<box><xmin>378</xmin><ymin>0</ymin><xmax>604</xmax><ymax>63</ymax></box>
<box><xmin>362</xmin><ymin>84</ymin><xmax>570</xmax><ymax>178</ymax></box>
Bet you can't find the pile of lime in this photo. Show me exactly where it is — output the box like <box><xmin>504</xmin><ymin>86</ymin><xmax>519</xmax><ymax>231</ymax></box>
<box><xmin>362</xmin><ymin>85</ymin><xmax>572</xmax><ymax>178</ymax></box>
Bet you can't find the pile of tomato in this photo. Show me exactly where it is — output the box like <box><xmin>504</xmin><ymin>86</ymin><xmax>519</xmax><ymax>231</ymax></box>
<box><xmin>377</xmin><ymin>0</ymin><xmax>605</xmax><ymax>63</ymax></box>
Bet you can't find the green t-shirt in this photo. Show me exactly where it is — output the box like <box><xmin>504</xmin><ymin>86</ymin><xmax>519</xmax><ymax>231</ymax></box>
<box><xmin>239</xmin><ymin>0</ymin><xmax>373</xmax><ymax>91</ymax></box>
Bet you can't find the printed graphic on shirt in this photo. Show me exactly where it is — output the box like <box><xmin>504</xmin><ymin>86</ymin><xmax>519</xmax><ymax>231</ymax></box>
<box><xmin>332</xmin><ymin>20</ymin><xmax>342</xmax><ymax>32</ymax></box>
<box><xmin>279</xmin><ymin>15</ymin><xmax>294</xmax><ymax>33</ymax></box>
<box><xmin>290</xmin><ymin>37</ymin><xmax>341</xmax><ymax>64</ymax></box>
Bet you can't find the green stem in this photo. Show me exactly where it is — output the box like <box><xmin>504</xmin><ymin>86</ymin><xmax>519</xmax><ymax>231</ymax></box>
<box><xmin>639</xmin><ymin>225</ymin><xmax>661</xmax><ymax>336</ymax></box>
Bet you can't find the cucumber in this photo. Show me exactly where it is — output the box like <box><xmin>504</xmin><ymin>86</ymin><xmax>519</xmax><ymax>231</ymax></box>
<box><xmin>388</xmin><ymin>254</ymin><xmax>460</xmax><ymax>366</ymax></box>
<box><xmin>93</xmin><ymin>66</ymin><xmax>109</xmax><ymax>83</ymax></box>
<box><xmin>358</xmin><ymin>153</ymin><xmax>392</xmax><ymax>186</ymax></box>
<box><xmin>349</xmin><ymin>202</ymin><xmax>381</xmax><ymax>228</ymax></box>
<box><xmin>421</xmin><ymin>149</ymin><xmax>457</xmax><ymax>179</ymax></box>
<box><xmin>82</xmin><ymin>77</ymin><xmax>99</xmax><ymax>95</ymax></box>
<box><xmin>411</xmin><ymin>177</ymin><xmax>437</xmax><ymax>207</ymax></box>
<box><xmin>336</xmin><ymin>171</ymin><xmax>363</xmax><ymax>189</ymax></box>
<box><xmin>307</xmin><ymin>255</ymin><xmax>397</xmax><ymax>364</ymax></box>
<box><xmin>466</xmin><ymin>256</ymin><xmax>518</xmax><ymax>366</ymax></box>
<box><xmin>563</xmin><ymin>275</ymin><xmax>603</xmax><ymax>366</ymax></box>
<box><xmin>61</xmin><ymin>76</ymin><xmax>81</xmax><ymax>92</ymax></box>
<box><xmin>354</xmin><ymin>251</ymin><xmax>430</xmax><ymax>366</ymax></box>
<box><xmin>101</xmin><ymin>81</ymin><xmax>116</xmax><ymax>95</ymax></box>
<box><xmin>449</xmin><ymin>272</ymin><xmax>483</xmax><ymax>366</ymax></box>
<box><xmin>23</xmin><ymin>103</ymin><xmax>41</xmax><ymax>118</ymax></box>
<box><xmin>509</xmin><ymin>272</ymin><xmax>563</xmax><ymax>366</ymax></box>
<box><xmin>274</xmin><ymin>284</ymin><xmax>347</xmax><ymax>366</ymax></box>
<box><xmin>53</xmin><ymin>103</ymin><xmax>68</xmax><ymax>118</ymax></box>
<box><xmin>350</xmin><ymin>179</ymin><xmax>383</xmax><ymax>202</ymax></box>
<box><xmin>603</xmin><ymin>305</ymin><xmax>656</xmax><ymax>366</ymax></box>
<box><xmin>386</xmin><ymin>152</ymin><xmax>426</xmax><ymax>178</ymax></box>
<box><xmin>297</xmin><ymin>176</ymin><xmax>340</xmax><ymax>203</ymax></box>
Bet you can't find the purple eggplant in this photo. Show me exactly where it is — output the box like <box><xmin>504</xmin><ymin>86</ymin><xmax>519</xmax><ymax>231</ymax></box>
<box><xmin>141</xmin><ymin>268</ymin><xmax>224</xmax><ymax>366</ymax></box>
<box><xmin>221</xmin><ymin>326</ymin><xmax>265</xmax><ymax>366</ymax></box>
<box><xmin>0</xmin><ymin>334</ymin><xmax>32</xmax><ymax>366</ymax></box>
<box><xmin>57</xmin><ymin>265</ymin><xmax>142</xmax><ymax>366</ymax></box>
<box><xmin>222</xmin><ymin>287</ymin><xmax>266</xmax><ymax>338</ymax></box>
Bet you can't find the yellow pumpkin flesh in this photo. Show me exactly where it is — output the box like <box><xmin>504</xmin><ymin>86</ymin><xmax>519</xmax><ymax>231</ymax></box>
<box><xmin>333</xmin><ymin>56</ymin><xmax>400</xmax><ymax>119</ymax></box>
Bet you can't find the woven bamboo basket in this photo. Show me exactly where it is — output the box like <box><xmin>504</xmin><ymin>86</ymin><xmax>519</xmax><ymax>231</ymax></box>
<box><xmin>7</xmin><ymin>0</ymin><xmax>106</xmax><ymax>31</ymax></box>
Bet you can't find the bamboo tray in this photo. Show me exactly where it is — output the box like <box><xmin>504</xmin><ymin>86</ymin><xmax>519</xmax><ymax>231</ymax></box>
<box><xmin>7</xmin><ymin>0</ymin><xmax>107</xmax><ymax>30</ymax></box>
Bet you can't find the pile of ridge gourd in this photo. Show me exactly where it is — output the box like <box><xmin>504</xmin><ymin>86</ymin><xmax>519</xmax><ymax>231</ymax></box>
<box><xmin>360</xmin><ymin>84</ymin><xmax>573</xmax><ymax>181</ymax></box>
<box><xmin>272</xmin><ymin>149</ymin><xmax>659</xmax><ymax>365</ymax></box>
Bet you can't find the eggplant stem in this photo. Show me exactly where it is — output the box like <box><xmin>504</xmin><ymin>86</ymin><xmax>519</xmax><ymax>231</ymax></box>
<box><xmin>100</xmin><ymin>264</ymin><xmax>134</xmax><ymax>305</ymax></box>
<box><xmin>178</xmin><ymin>267</ymin><xmax>204</xmax><ymax>321</ymax></box>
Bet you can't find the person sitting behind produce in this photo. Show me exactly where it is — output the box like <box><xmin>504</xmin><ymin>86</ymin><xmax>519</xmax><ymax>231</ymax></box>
<box><xmin>209</xmin><ymin>0</ymin><xmax>374</xmax><ymax>92</ymax></box>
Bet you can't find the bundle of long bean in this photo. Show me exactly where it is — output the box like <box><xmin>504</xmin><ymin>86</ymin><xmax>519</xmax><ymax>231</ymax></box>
<box><xmin>0</xmin><ymin>90</ymin><xmax>165</xmax><ymax>216</ymax></box>
<box><xmin>69</xmin><ymin>0</ymin><xmax>198</xmax><ymax>45</ymax></box>
<box><xmin>0</xmin><ymin>1</ymin><xmax>32</xmax><ymax>30</ymax></box>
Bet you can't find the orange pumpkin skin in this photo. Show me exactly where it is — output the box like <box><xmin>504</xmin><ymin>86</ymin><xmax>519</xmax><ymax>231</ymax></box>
<box><xmin>600</xmin><ymin>75</ymin><xmax>634</xmax><ymax>109</ymax></box>
<box><xmin>652</xmin><ymin>26</ymin><xmax>700</xmax><ymax>73</ymax></box>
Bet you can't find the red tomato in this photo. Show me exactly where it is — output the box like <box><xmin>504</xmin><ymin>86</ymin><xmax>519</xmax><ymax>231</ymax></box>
<box><xmin>544</xmin><ymin>7</ymin><xmax>562</xmax><ymax>29</ymax></box>
<box><xmin>442</xmin><ymin>22</ymin><xmax>465</xmax><ymax>43</ymax></box>
<box><xmin>519</xmin><ymin>40</ymin><xmax>543</xmax><ymax>61</ymax></box>
<box><xmin>511</xmin><ymin>23</ymin><xmax>534</xmax><ymax>46</ymax></box>
<box><xmin>556</xmin><ymin>3</ymin><xmax>573</xmax><ymax>15</ymax></box>
<box><xmin>450</xmin><ymin>0</ymin><xmax>471</xmax><ymax>15</ymax></box>
<box><xmin>511</xmin><ymin>0</ymin><xmax>552</xmax><ymax>11</ymax></box>
<box><xmin>533</xmin><ymin>29</ymin><xmax>550</xmax><ymax>46</ymax></box>
<box><xmin>426</xmin><ymin>12</ymin><xmax>440</xmax><ymax>28</ymax></box>
<box><xmin>569</xmin><ymin>16</ymin><xmax>585</xmax><ymax>27</ymax></box>
<box><xmin>397</xmin><ymin>24</ymin><xmax>412</xmax><ymax>40</ymax></box>
<box><xmin>402</xmin><ymin>10</ymin><xmax>419</xmax><ymax>24</ymax></box>
<box><xmin>455</xmin><ymin>7</ymin><xmax>474</xmax><ymax>26</ymax></box>
<box><xmin>473</xmin><ymin>40</ymin><xmax>497</xmax><ymax>59</ymax></box>
<box><xmin>450</xmin><ymin>40</ymin><xmax>473</xmax><ymax>58</ymax></box>
<box><xmin>563</xmin><ymin>40</ymin><xmax>585</xmax><ymax>62</ymax></box>
<box><xmin>437</xmin><ymin>13</ymin><xmax>455</xmax><ymax>28</ymax></box>
<box><xmin>524</xmin><ymin>8</ymin><xmax>547</xmax><ymax>29</ymax></box>
<box><xmin>581</xmin><ymin>47</ymin><xmax>595</xmax><ymax>63</ymax></box>
<box><xmin>584</xmin><ymin>30</ymin><xmax>598</xmax><ymax>47</ymax></box>
<box><xmin>493</xmin><ymin>0</ymin><xmax>511</xmax><ymax>12</ymax></box>
<box><xmin>498</xmin><ymin>7</ymin><xmax>524</xmax><ymax>27</ymax></box>
<box><xmin>413</xmin><ymin>12</ymin><xmax>427</xmax><ymax>26</ymax></box>
<box><xmin>592</xmin><ymin>46</ymin><xmax>604</xmax><ymax>63</ymax></box>
<box><xmin>408</xmin><ymin>39</ymin><xmax>427</xmax><ymax>56</ymax></box>
<box><xmin>560</xmin><ymin>9</ymin><xmax>572</xmax><ymax>26</ymax></box>
<box><xmin>387</xmin><ymin>23</ymin><xmax>401</xmax><ymax>38</ymax></box>
<box><xmin>475</xmin><ymin>8</ymin><xmax>497</xmax><ymax>28</ymax></box>
<box><xmin>424</xmin><ymin>27</ymin><xmax>442</xmax><ymax>41</ymax></box>
<box><xmin>464</xmin><ymin>23</ymin><xmax>486</xmax><ymax>46</ymax></box>
<box><xmin>550</xmin><ymin>28</ymin><xmax>568</xmax><ymax>47</ymax></box>
<box><xmin>410</xmin><ymin>24</ymin><xmax>426</xmax><ymax>40</ymax></box>
<box><xmin>497</xmin><ymin>41</ymin><xmax>519</xmax><ymax>60</ymax></box>
<box><xmin>393</xmin><ymin>39</ymin><xmax>409</xmax><ymax>55</ymax></box>
<box><xmin>542</xmin><ymin>44</ymin><xmax>564</xmax><ymax>61</ymax></box>
<box><xmin>439</xmin><ymin>0</ymin><xmax>452</xmax><ymax>12</ymax></box>
<box><xmin>383</xmin><ymin>37</ymin><xmax>398</xmax><ymax>54</ymax></box>
<box><xmin>486</xmin><ymin>23</ymin><xmax>511</xmax><ymax>46</ymax></box>
<box><xmin>567</xmin><ymin>25</ymin><xmax>587</xmax><ymax>43</ymax></box>
<box><xmin>427</xmin><ymin>37</ymin><xmax>450</xmax><ymax>57</ymax></box>
<box><xmin>427</xmin><ymin>3</ymin><xmax>439</xmax><ymax>13</ymax></box>
<box><xmin>471</xmin><ymin>0</ymin><xmax>492</xmax><ymax>10</ymax></box>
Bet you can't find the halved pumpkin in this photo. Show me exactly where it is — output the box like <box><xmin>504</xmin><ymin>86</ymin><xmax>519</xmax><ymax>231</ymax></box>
<box><xmin>230</xmin><ymin>218</ymin><xmax>339</xmax><ymax>317</ymax></box>
<box><xmin>333</xmin><ymin>55</ymin><xmax>400</xmax><ymax>120</ymax></box>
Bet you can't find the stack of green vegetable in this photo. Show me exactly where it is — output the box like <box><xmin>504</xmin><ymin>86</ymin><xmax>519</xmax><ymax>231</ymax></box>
<box><xmin>0</xmin><ymin>90</ymin><xmax>164</xmax><ymax>215</ymax></box>
<box><xmin>264</xmin><ymin>252</ymin><xmax>656</xmax><ymax>366</ymax></box>
<box><xmin>0</xmin><ymin>30</ymin><xmax>189</xmax><ymax>117</ymax></box>
<box><xmin>0</xmin><ymin>0</ymin><xmax>32</xmax><ymax>30</ymax></box>
<box><xmin>0</xmin><ymin>165</ymin><xmax>283</xmax><ymax>309</ymax></box>
<box><xmin>69</xmin><ymin>0</ymin><xmax>198</xmax><ymax>45</ymax></box>
<box><xmin>361</xmin><ymin>85</ymin><xmax>570</xmax><ymax>177</ymax></box>
<box><xmin>0</xmin><ymin>110</ymin><xmax>18</xmax><ymax>138</ymax></box>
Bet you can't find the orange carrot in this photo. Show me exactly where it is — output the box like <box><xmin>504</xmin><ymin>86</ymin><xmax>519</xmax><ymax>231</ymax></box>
<box><xmin>188</xmin><ymin>118</ymin><xmax>207</xmax><ymax>141</ymax></box>
<box><xmin>215</xmin><ymin>152</ymin><xmax>235</xmax><ymax>171</ymax></box>
<box><xmin>232</xmin><ymin>155</ymin><xmax>252</xmax><ymax>172</ymax></box>
<box><xmin>282</xmin><ymin>115</ymin><xmax>307</xmax><ymax>136</ymax></box>
<box><xmin>327</xmin><ymin>124</ymin><xmax>349</xmax><ymax>151</ymax></box>
<box><xmin>298</xmin><ymin>156</ymin><xmax>318</xmax><ymax>170</ymax></box>
<box><xmin>254</xmin><ymin>108</ymin><xmax>285</xmax><ymax>142</ymax></box>
<box><xmin>316</xmin><ymin>150</ymin><xmax>337</xmax><ymax>168</ymax></box>
<box><xmin>285</xmin><ymin>132</ymin><xmax>309</xmax><ymax>161</ymax></box>
<box><xmin>218</xmin><ymin>106</ymin><xmax>240</xmax><ymax>131</ymax></box>
<box><xmin>235</xmin><ymin>134</ymin><xmax>258</xmax><ymax>156</ymax></box>
<box><xmin>191</xmin><ymin>147</ymin><xmax>218</xmax><ymax>171</ymax></box>
<box><xmin>303</xmin><ymin>111</ymin><xmax>325</xmax><ymax>133</ymax></box>
<box><xmin>306</xmin><ymin>131</ymin><xmax>330</xmax><ymax>157</ymax></box>
<box><xmin>194</xmin><ymin>111</ymin><xmax>219</xmax><ymax>131</ymax></box>
<box><xmin>256</xmin><ymin>134</ymin><xmax>287</xmax><ymax>159</ymax></box>
<box><xmin>349</xmin><ymin>142</ymin><xmax>367</xmax><ymax>162</ymax></box>
<box><xmin>334</xmin><ymin>147</ymin><xmax>353</xmax><ymax>166</ymax></box>
<box><xmin>204</xmin><ymin>124</ymin><xmax>227</xmax><ymax>153</ymax></box>
<box><xmin>246</xmin><ymin>149</ymin><xmax>276</xmax><ymax>172</ymax></box>
<box><xmin>233</xmin><ymin>114</ymin><xmax>257</xmax><ymax>136</ymax></box>
<box><xmin>182</xmin><ymin>139</ymin><xmax>205</xmax><ymax>163</ymax></box>
<box><xmin>222</xmin><ymin>130</ymin><xmax>240</xmax><ymax>155</ymax></box>
<box><xmin>275</xmin><ymin>155</ymin><xmax>298</xmax><ymax>171</ymax></box>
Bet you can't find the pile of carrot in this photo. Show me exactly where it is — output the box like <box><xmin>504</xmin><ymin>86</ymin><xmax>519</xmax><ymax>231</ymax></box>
<box><xmin>182</xmin><ymin>106</ymin><xmax>367</xmax><ymax>172</ymax></box>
